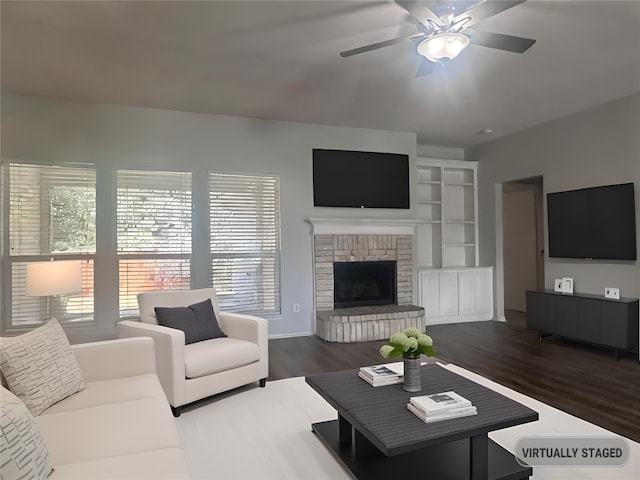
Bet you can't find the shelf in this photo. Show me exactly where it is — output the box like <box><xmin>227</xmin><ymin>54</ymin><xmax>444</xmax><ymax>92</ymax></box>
<box><xmin>416</xmin><ymin>166</ymin><xmax>441</xmax><ymax>184</ymax></box>
<box><xmin>442</xmin><ymin>168</ymin><xmax>474</xmax><ymax>185</ymax></box>
<box><xmin>415</xmin><ymin>158</ymin><xmax>478</xmax><ymax>269</ymax></box>
<box><xmin>310</xmin><ymin>419</ymin><xmax>529</xmax><ymax>480</ymax></box>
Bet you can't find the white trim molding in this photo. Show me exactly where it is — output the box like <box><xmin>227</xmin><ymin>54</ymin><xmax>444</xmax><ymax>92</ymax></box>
<box><xmin>305</xmin><ymin>217</ymin><xmax>419</xmax><ymax>235</ymax></box>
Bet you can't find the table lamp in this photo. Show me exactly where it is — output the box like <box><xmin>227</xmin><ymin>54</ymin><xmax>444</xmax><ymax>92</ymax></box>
<box><xmin>26</xmin><ymin>259</ymin><xmax>82</xmax><ymax>320</ymax></box>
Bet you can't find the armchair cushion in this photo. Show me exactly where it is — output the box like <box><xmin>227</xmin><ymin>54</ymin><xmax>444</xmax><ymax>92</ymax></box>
<box><xmin>0</xmin><ymin>318</ymin><xmax>85</xmax><ymax>416</ymax></box>
<box><xmin>155</xmin><ymin>298</ymin><xmax>226</xmax><ymax>345</ymax></box>
<box><xmin>184</xmin><ymin>338</ymin><xmax>260</xmax><ymax>379</ymax></box>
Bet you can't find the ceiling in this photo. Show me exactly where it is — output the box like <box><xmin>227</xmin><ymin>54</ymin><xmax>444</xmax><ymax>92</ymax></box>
<box><xmin>2</xmin><ymin>0</ymin><xmax>639</xmax><ymax>148</ymax></box>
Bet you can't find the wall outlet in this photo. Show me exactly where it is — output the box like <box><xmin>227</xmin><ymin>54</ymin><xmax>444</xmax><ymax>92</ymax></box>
<box><xmin>604</xmin><ymin>287</ymin><xmax>620</xmax><ymax>300</ymax></box>
<box><xmin>293</xmin><ymin>303</ymin><xmax>300</xmax><ymax>313</ymax></box>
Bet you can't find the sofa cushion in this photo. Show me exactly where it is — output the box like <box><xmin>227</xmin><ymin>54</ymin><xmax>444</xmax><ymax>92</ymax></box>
<box><xmin>184</xmin><ymin>337</ymin><xmax>260</xmax><ymax>379</ymax></box>
<box><xmin>0</xmin><ymin>386</ymin><xmax>53</xmax><ymax>480</ymax></box>
<box><xmin>155</xmin><ymin>298</ymin><xmax>226</xmax><ymax>345</ymax></box>
<box><xmin>0</xmin><ymin>318</ymin><xmax>85</xmax><ymax>416</ymax></box>
<box><xmin>35</xmin><ymin>397</ymin><xmax>182</xmax><ymax>466</ymax></box>
<box><xmin>48</xmin><ymin>448</ymin><xmax>190</xmax><ymax>479</ymax></box>
<box><xmin>41</xmin><ymin>374</ymin><xmax>165</xmax><ymax>415</ymax></box>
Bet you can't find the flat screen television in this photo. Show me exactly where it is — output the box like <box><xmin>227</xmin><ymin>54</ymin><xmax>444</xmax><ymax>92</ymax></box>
<box><xmin>312</xmin><ymin>149</ymin><xmax>410</xmax><ymax>209</ymax></box>
<box><xmin>547</xmin><ymin>183</ymin><xmax>637</xmax><ymax>260</ymax></box>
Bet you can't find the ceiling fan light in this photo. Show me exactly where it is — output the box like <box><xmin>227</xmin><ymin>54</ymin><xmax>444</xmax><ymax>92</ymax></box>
<box><xmin>417</xmin><ymin>33</ymin><xmax>470</xmax><ymax>63</ymax></box>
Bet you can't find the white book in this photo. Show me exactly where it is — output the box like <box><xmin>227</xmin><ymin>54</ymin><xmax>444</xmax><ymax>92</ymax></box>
<box><xmin>407</xmin><ymin>403</ymin><xmax>477</xmax><ymax>423</ymax></box>
<box><xmin>420</xmin><ymin>404</ymin><xmax>476</xmax><ymax>418</ymax></box>
<box><xmin>379</xmin><ymin>362</ymin><xmax>405</xmax><ymax>376</ymax></box>
<box><xmin>359</xmin><ymin>364</ymin><xmax>402</xmax><ymax>380</ymax></box>
<box><xmin>358</xmin><ymin>371</ymin><xmax>403</xmax><ymax>386</ymax></box>
<box><xmin>409</xmin><ymin>391</ymin><xmax>472</xmax><ymax>415</ymax></box>
<box><xmin>373</xmin><ymin>361</ymin><xmax>427</xmax><ymax>377</ymax></box>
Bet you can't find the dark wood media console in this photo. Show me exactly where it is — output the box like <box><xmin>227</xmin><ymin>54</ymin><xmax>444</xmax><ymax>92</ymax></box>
<box><xmin>526</xmin><ymin>290</ymin><xmax>639</xmax><ymax>360</ymax></box>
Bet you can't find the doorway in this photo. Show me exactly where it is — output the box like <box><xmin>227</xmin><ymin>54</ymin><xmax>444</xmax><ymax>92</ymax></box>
<box><xmin>501</xmin><ymin>177</ymin><xmax>544</xmax><ymax>326</ymax></box>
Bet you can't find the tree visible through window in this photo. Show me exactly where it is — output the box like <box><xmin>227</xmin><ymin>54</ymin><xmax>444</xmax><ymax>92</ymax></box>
<box><xmin>116</xmin><ymin>169</ymin><xmax>192</xmax><ymax>317</ymax></box>
<box><xmin>209</xmin><ymin>173</ymin><xmax>281</xmax><ymax>315</ymax></box>
<box><xmin>4</xmin><ymin>163</ymin><xmax>96</xmax><ymax>327</ymax></box>
<box><xmin>2</xmin><ymin>164</ymin><xmax>281</xmax><ymax>330</ymax></box>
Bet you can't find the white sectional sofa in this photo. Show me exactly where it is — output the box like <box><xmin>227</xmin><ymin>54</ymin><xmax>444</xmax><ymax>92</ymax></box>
<box><xmin>2</xmin><ymin>336</ymin><xmax>191</xmax><ymax>479</ymax></box>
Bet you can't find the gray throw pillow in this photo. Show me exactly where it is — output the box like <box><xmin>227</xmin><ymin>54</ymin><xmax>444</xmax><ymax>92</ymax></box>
<box><xmin>155</xmin><ymin>298</ymin><xmax>227</xmax><ymax>344</ymax></box>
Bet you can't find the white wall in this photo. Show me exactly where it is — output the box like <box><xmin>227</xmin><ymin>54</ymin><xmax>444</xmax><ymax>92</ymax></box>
<box><xmin>467</xmin><ymin>93</ymin><xmax>640</xmax><ymax>313</ymax></box>
<box><xmin>417</xmin><ymin>144</ymin><xmax>464</xmax><ymax>161</ymax></box>
<box><xmin>1</xmin><ymin>93</ymin><xmax>417</xmax><ymax>341</ymax></box>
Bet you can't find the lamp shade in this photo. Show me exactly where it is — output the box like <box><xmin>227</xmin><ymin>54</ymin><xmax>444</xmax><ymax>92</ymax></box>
<box><xmin>417</xmin><ymin>33</ymin><xmax>470</xmax><ymax>62</ymax></box>
<box><xmin>26</xmin><ymin>260</ymin><xmax>82</xmax><ymax>296</ymax></box>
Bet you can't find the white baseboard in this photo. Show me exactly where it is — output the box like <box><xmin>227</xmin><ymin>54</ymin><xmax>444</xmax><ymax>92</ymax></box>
<box><xmin>268</xmin><ymin>331</ymin><xmax>313</xmax><ymax>339</ymax></box>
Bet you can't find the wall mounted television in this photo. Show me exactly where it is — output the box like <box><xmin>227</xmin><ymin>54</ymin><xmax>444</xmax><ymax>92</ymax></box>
<box><xmin>547</xmin><ymin>182</ymin><xmax>637</xmax><ymax>260</ymax></box>
<box><xmin>312</xmin><ymin>149</ymin><xmax>410</xmax><ymax>209</ymax></box>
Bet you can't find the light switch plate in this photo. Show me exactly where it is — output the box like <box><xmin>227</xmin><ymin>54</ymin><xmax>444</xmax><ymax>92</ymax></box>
<box><xmin>604</xmin><ymin>287</ymin><xmax>620</xmax><ymax>300</ymax></box>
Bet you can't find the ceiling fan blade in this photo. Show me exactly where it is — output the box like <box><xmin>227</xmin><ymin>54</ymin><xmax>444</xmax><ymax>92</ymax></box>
<box><xmin>454</xmin><ymin>0</ymin><xmax>527</xmax><ymax>29</ymax></box>
<box><xmin>415</xmin><ymin>58</ymin><xmax>436</xmax><ymax>77</ymax></box>
<box><xmin>395</xmin><ymin>0</ymin><xmax>443</xmax><ymax>27</ymax></box>
<box><xmin>340</xmin><ymin>33</ymin><xmax>424</xmax><ymax>57</ymax></box>
<box><xmin>467</xmin><ymin>29</ymin><xmax>535</xmax><ymax>53</ymax></box>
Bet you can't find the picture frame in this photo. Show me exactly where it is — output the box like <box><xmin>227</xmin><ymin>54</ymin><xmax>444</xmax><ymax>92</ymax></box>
<box><xmin>562</xmin><ymin>277</ymin><xmax>574</xmax><ymax>295</ymax></box>
<box><xmin>554</xmin><ymin>279</ymin><xmax>564</xmax><ymax>293</ymax></box>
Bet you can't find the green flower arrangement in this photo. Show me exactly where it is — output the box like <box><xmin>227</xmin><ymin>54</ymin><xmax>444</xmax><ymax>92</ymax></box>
<box><xmin>379</xmin><ymin>327</ymin><xmax>436</xmax><ymax>359</ymax></box>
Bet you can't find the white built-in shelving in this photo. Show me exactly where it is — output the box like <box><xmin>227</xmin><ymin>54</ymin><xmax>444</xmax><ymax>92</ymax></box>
<box><xmin>415</xmin><ymin>158</ymin><xmax>479</xmax><ymax>269</ymax></box>
<box><xmin>415</xmin><ymin>158</ymin><xmax>492</xmax><ymax>324</ymax></box>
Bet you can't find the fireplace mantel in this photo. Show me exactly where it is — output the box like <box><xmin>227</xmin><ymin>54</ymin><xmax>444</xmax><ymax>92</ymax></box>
<box><xmin>305</xmin><ymin>217</ymin><xmax>418</xmax><ymax>235</ymax></box>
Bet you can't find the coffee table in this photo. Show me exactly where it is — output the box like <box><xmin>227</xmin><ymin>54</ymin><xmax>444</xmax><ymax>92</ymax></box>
<box><xmin>306</xmin><ymin>364</ymin><xmax>538</xmax><ymax>480</ymax></box>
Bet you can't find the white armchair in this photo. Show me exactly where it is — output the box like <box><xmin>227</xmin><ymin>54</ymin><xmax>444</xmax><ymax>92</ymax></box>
<box><xmin>118</xmin><ymin>288</ymin><xmax>268</xmax><ymax>416</ymax></box>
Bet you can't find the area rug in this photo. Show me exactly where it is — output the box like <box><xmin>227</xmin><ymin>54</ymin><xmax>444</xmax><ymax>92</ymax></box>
<box><xmin>175</xmin><ymin>364</ymin><xmax>639</xmax><ymax>479</ymax></box>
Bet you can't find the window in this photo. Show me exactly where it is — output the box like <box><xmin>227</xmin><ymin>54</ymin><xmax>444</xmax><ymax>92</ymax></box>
<box><xmin>3</xmin><ymin>163</ymin><xmax>96</xmax><ymax>327</ymax></box>
<box><xmin>117</xmin><ymin>169</ymin><xmax>192</xmax><ymax>317</ymax></box>
<box><xmin>209</xmin><ymin>173</ymin><xmax>280</xmax><ymax>315</ymax></box>
<box><xmin>2</xmin><ymin>164</ymin><xmax>281</xmax><ymax>331</ymax></box>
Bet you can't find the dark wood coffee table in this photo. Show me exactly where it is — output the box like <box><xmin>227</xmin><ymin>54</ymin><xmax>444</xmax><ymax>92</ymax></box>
<box><xmin>306</xmin><ymin>364</ymin><xmax>538</xmax><ymax>480</ymax></box>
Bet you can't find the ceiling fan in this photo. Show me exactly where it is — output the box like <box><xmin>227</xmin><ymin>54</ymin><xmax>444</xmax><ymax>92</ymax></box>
<box><xmin>340</xmin><ymin>0</ymin><xmax>536</xmax><ymax>76</ymax></box>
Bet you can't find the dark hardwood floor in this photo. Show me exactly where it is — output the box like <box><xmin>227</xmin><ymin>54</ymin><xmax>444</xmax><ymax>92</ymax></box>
<box><xmin>268</xmin><ymin>312</ymin><xmax>640</xmax><ymax>442</ymax></box>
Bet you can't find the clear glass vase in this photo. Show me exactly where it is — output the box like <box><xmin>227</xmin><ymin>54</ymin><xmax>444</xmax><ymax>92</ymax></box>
<box><xmin>403</xmin><ymin>353</ymin><xmax>422</xmax><ymax>392</ymax></box>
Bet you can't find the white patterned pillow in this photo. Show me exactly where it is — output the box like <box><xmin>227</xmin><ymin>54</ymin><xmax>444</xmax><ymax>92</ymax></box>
<box><xmin>0</xmin><ymin>386</ymin><xmax>53</xmax><ymax>479</ymax></box>
<box><xmin>0</xmin><ymin>318</ymin><xmax>85</xmax><ymax>416</ymax></box>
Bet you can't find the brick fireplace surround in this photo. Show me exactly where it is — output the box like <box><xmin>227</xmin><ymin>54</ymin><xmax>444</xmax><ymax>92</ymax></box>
<box><xmin>307</xmin><ymin>219</ymin><xmax>425</xmax><ymax>343</ymax></box>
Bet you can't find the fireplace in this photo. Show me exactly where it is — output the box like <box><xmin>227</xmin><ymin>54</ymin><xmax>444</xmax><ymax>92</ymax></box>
<box><xmin>333</xmin><ymin>261</ymin><xmax>396</xmax><ymax>309</ymax></box>
<box><xmin>309</xmin><ymin>229</ymin><xmax>424</xmax><ymax>342</ymax></box>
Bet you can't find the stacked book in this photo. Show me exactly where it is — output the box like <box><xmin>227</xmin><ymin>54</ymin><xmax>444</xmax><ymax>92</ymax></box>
<box><xmin>407</xmin><ymin>391</ymin><xmax>477</xmax><ymax>423</ymax></box>
<box><xmin>358</xmin><ymin>363</ymin><xmax>404</xmax><ymax>387</ymax></box>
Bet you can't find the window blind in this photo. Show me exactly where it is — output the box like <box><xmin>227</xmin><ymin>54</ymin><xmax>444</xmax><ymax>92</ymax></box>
<box><xmin>209</xmin><ymin>173</ymin><xmax>281</xmax><ymax>315</ymax></box>
<box><xmin>116</xmin><ymin>169</ymin><xmax>192</xmax><ymax>317</ymax></box>
<box><xmin>5</xmin><ymin>163</ymin><xmax>96</xmax><ymax>327</ymax></box>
